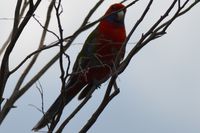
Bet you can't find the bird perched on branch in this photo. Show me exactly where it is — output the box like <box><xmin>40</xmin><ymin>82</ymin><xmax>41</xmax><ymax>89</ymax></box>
<box><xmin>33</xmin><ymin>3</ymin><xmax>126</xmax><ymax>131</ymax></box>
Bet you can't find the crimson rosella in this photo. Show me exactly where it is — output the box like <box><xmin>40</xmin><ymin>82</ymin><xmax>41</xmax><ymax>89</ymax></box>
<box><xmin>33</xmin><ymin>3</ymin><xmax>126</xmax><ymax>131</ymax></box>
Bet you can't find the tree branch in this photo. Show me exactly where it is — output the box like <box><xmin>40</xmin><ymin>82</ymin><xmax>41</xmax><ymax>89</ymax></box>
<box><xmin>0</xmin><ymin>0</ymin><xmax>42</xmax><ymax>109</ymax></box>
<box><xmin>0</xmin><ymin>0</ymin><xmax>45</xmax><ymax>124</ymax></box>
<box><xmin>79</xmin><ymin>76</ymin><xmax>118</xmax><ymax>133</ymax></box>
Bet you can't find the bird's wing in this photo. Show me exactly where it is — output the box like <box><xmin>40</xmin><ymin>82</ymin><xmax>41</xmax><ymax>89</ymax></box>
<box><xmin>72</xmin><ymin>27</ymin><xmax>99</xmax><ymax>73</ymax></box>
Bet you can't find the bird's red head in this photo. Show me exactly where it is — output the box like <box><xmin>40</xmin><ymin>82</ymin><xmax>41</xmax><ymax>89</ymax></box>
<box><xmin>105</xmin><ymin>3</ymin><xmax>126</xmax><ymax>13</ymax></box>
<box><xmin>104</xmin><ymin>3</ymin><xmax>126</xmax><ymax>24</ymax></box>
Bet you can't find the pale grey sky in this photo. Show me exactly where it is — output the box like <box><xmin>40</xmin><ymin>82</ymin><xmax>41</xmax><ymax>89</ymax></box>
<box><xmin>0</xmin><ymin>0</ymin><xmax>200</xmax><ymax>133</ymax></box>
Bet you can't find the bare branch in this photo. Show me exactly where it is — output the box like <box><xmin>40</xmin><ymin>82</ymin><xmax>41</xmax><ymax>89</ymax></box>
<box><xmin>80</xmin><ymin>0</ymin><xmax>104</xmax><ymax>27</ymax></box>
<box><xmin>54</xmin><ymin>0</ymin><xmax>66</xmax><ymax>90</ymax></box>
<box><xmin>29</xmin><ymin>81</ymin><xmax>50</xmax><ymax>130</ymax></box>
<box><xmin>80</xmin><ymin>76</ymin><xmax>118</xmax><ymax>133</ymax></box>
<box><xmin>13</xmin><ymin>0</ymin><xmax>56</xmax><ymax>92</ymax></box>
<box><xmin>0</xmin><ymin>0</ymin><xmax>42</xmax><ymax>108</ymax></box>
<box><xmin>56</xmin><ymin>85</ymin><xmax>96</xmax><ymax>133</ymax></box>
<box><xmin>47</xmin><ymin>1</ymin><xmax>67</xmax><ymax>130</ymax></box>
<box><xmin>32</xmin><ymin>15</ymin><xmax>59</xmax><ymax>40</ymax></box>
<box><xmin>179</xmin><ymin>0</ymin><xmax>200</xmax><ymax>16</ymax></box>
<box><xmin>36</xmin><ymin>81</ymin><xmax>45</xmax><ymax>115</ymax></box>
<box><xmin>29</xmin><ymin>82</ymin><xmax>45</xmax><ymax>114</ymax></box>
<box><xmin>0</xmin><ymin>0</ymin><xmax>29</xmax><ymax>56</ymax></box>
<box><xmin>0</xmin><ymin>0</ymin><xmax>44</xmax><ymax>124</ymax></box>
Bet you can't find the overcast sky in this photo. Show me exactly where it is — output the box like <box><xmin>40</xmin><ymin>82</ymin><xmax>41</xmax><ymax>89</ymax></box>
<box><xmin>0</xmin><ymin>0</ymin><xmax>200</xmax><ymax>133</ymax></box>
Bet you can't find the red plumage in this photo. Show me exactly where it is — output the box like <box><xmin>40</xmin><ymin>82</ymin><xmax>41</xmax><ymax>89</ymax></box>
<box><xmin>33</xmin><ymin>3</ymin><xmax>126</xmax><ymax>131</ymax></box>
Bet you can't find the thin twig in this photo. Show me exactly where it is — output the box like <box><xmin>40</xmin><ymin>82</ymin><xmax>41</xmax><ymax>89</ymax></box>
<box><xmin>48</xmin><ymin>0</ymin><xmax>66</xmax><ymax>130</ymax></box>
<box><xmin>32</xmin><ymin>14</ymin><xmax>59</xmax><ymax>39</ymax></box>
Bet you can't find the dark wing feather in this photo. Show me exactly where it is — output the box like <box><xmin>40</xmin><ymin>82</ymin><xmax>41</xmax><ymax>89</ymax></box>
<box><xmin>72</xmin><ymin>27</ymin><xmax>99</xmax><ymax>73</ymax></box>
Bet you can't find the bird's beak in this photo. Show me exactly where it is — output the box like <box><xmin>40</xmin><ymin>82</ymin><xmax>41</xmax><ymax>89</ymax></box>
<box><xmin>117</xmin><ymin>10</ymin><xmax>125</xmax><ymax>21</ymax></box>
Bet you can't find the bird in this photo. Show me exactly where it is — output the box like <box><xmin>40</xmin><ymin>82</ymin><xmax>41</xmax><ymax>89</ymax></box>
<box><xmin>33</xmin><ymin>3</ymin><xmax>126</xmax><ymax>131</ymax></box>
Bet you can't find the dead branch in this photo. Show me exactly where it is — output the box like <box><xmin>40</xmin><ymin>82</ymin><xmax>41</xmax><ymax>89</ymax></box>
<box><xmin>0</xmin><ymin>0</ymin><xmax>42</xmax><ymax>113</ymax></box>
<box><xmin>0</xmin><ymin>0</ymin><xmax>47</xmax><ymax>124</ymax></box>
<box><xmin>79</xmin><ymin>76</ymin><xmax>119</xmax><ymax>133</ymax></box>
<box><xmin>47</xmin><ymin>0</ymin><xmax>67</xmax><ymax>130</ymax></box>
<box><xmin>0</xmin><ymin>0</ymin><xmax>29</xmax><ymax>56</ymax></box>
<box><xmin>118</xmin><ymin>0</ymin><xmax>200</xmax><ymax>75</ymax></box>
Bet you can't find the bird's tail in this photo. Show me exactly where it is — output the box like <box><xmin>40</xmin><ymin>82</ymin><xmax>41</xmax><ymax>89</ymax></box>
<box><xmin>32</xmin><ymin>81</ymin><xmax>84</xmax><ymax>131</ymax></box>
